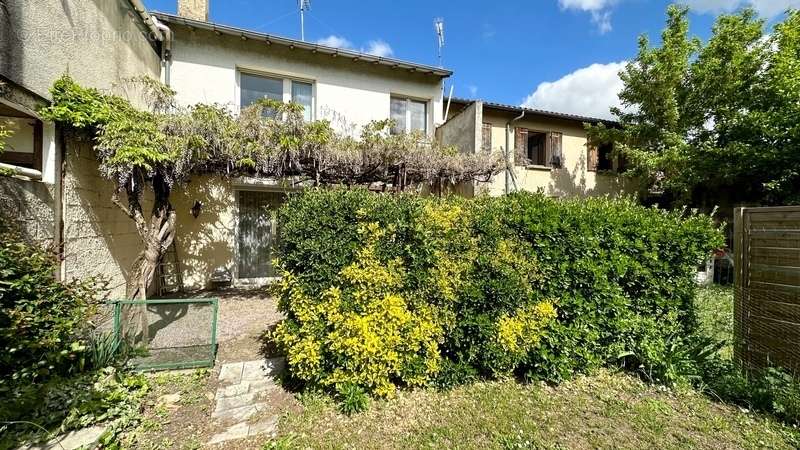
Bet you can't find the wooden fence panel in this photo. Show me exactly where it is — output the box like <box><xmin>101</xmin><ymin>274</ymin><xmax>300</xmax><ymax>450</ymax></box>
<box><xmin>735</xmin><ymin>206</ymin><xmax>800</xmax><ymax>375</ymax></box>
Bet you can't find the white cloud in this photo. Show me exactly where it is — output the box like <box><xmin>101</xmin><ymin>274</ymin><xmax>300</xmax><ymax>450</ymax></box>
<box><xmin>559</xmin><ymin>0</ymin><xmax>618</xmax><ymax>34</ymax></box>
<box><xmin>316</xmin><ymin>35</ymin><xmax>353</xmax><ymax>49</ymax></box>
<box><xmin>316</xmin><ymin>35</ymin><xmax>393</xmax><ymax>58</ymax></box>
<box><xmin>364</xmin><ymin>40</ymin><xmax>393</xmax><ymax>57</ymax></box>
<box><xmin>468</xmin><ymin>85</ymin><xmax>479</xmax><ymax>97</ymax></box>
<box><xmin>684</xmin><ymin>0</ymin><xmax>800</xmax><ymax>17</ymax></box>
<box><xmin>521</xmin><ymin>61</ymin><xmax>628</xmax><ymax>120</ymax></box>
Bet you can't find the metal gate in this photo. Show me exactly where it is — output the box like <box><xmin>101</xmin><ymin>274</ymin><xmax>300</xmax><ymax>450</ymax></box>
<box><xmin>734</xmin><ymin>206</ymin><xmax>800</xmax><ymax>374</ymax></box>
<box><xmin>112</xmin><ymin>298</ymin><xmax>219</xmax><ymax>371</ymax></box>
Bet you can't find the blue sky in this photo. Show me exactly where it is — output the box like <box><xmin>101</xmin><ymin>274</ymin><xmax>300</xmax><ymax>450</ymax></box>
<box><xmin>144</xmin><ymin>0</ymin><xmax>800</xmax><ymax>119</ymax></box>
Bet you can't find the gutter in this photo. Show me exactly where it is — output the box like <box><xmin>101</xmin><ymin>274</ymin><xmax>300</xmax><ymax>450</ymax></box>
<box><xmin>128</xmin><ymin>0</ymin><xmax>164</xmax><ymax>43</ymax></box>
<box><xmin>152</xmin><ymin>17</ymin><xmax>173</xmax><ymax>86</ymax></box>
<box><xmin>505</xmin><ymin>110</ymin><xmax>525</xmax><ymax>194</ymax></box>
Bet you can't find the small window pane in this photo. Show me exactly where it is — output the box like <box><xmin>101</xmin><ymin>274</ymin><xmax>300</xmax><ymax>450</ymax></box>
<box><xmin>291</xmin><ymin>81</ymin><xmax>313</xmax><ymax>121</ymax></box>
<box><xmin>240</xmin><ymin>73</ymin><xmax>283</xmax><ymax>110</ymax></box>
<box><xmin>390</xmin><ymin>98</ymin><xmax>407</xmax><ymax>134</ymax></box>
<box><xmin>409</xmin><ymin>100</ymin><xmax>427</xmax><ymax>133</ymax></box>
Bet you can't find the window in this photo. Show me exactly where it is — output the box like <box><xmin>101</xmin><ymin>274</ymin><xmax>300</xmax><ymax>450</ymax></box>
<box><xmin>481</xmin><ymin>123</ymin><xmax>492</xmax><ymax>152</ymax></box>
<box><xmin>0</xmin><ymin>115</ymin><xmax>42</xmax><ymax>171</ymax></box>
<box><xmin>239</xmin><ymin>72</ymin><xmax>314</xmax><ymax>120</ymax></box>
<box><xmin>390</xmin><ymin>97</ymin><xmax>428</xmax><ymax>134</ymax></box>
<box><xmin>588</xmin><ymin>142</ymin><xmax>617</xmax><ymax>172</ymax></box>
<box><xmin>514</xmin><ymin>128</ymin><xmax>563</xmax><ymax>168</ymax></box>
<box><xmin>291</xmin><ymin>81</ymin><xmax>313</xmax><ymax>122</ymax></box>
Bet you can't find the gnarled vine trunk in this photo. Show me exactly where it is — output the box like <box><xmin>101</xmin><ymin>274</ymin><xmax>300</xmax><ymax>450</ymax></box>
<box><xmin>113</xmin><ymin>172</ymin><xmax>176</xmax><ymax>342</ymax></box>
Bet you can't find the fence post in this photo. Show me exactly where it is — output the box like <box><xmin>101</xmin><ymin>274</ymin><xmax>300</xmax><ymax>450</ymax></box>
<box><xmin>733</xmin><ymin>208</ymin><xmax>750</xmax><ymax>368</ymax></box>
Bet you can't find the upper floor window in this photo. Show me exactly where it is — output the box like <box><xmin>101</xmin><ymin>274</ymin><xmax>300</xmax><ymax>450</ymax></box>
<box><xmin>390</xmin><ymin>96</ymin><xmax>427</xmax><ymax>135</ymax></box>
<box><xmin>240</xmin><ymin>72</ymin><xmax>313</xmax><ymax>121</ymax></box>
<box><xmin>514</xmin><ymin>128</ymin><xmax>563</xmax><ymax>168</ymax></box>
<box><xmin>588</xmin><ymin>142</ymin><xmax>624</xmax><ymax>172</ymax></box>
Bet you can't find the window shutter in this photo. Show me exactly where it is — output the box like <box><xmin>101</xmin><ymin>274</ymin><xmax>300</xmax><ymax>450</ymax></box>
<box><xmin>515</xmin><ymin>127</ymin><xmax>528</xmax><ymax>166</ymax></box>
<box><xmin>549</xmin><ymin>132</ymin><xmax>563</xmax><ymax>168</ymax></box>
<box><xmin>482</xmin><ymin>123</ymin><xmax>492</xmax><ymax>153</ymax></box>
<box><xmin>587</xmin><ymin>143</ymin><xmax>599</xmax><ymax>171</ymax></box>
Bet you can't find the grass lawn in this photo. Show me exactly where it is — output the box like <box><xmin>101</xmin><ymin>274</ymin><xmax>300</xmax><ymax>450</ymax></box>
<box><xmin>262</xmin><ymin>285</ymin><xmax>800</xmax><ymax>449</ymax></box>
<box><xmin>267</xmin><ymin>370</ymin><xmax>799</xmax><ymax>449</ymax></box>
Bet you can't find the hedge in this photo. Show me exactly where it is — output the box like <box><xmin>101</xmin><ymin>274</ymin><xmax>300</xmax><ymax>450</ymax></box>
<box><xmin>272</xmin><ymin>189</ymin><xmax>723</xmax><ymax>396</ymax></box>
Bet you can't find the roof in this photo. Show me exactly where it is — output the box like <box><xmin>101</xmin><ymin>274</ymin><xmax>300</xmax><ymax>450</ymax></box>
<box><xmin>152</xmin><ymin>12</ymin><xmax>453</xmax><ymax>78</ymax></box>
<box><xmin>450</xmin><ymin>97</ymin><xmax>618</xmax><ymax>125</ymax></box>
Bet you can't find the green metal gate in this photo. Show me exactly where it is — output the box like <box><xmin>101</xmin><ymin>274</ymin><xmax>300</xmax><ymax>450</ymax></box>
<box><xmin>112</xmin><ymin>298</ymin><xmax>219</xmax><ymax>371</ymax></box>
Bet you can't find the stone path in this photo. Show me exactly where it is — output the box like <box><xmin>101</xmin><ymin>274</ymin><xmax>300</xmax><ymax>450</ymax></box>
<box><xmin>207</xmin><ymin>357</ymin><xmax>285</xmax><ymax>445</ymax></box>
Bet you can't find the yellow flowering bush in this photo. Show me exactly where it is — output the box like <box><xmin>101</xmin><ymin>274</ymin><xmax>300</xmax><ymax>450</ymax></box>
<box><xmin>493</xmin><ymin>302</ymin><xmax>558</xmax><ymax>374</ymax></box>
<box><xmin>272</xmin><ymin>224</ymin><xmax>443</xmax><ymax>397</ymax></box>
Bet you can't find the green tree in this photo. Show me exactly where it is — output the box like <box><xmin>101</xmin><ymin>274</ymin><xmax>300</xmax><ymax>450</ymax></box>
<box><xmin>589</xmin><ymin>6</ymin><xmax>800</xmax><ymax>207</ymax></box>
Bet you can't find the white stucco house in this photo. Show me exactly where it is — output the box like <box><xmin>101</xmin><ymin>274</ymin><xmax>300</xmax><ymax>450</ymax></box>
<box><xmin>0</xmin><ymin>0</ymin><xmax>628</xmax><ymax>296</ymax></box>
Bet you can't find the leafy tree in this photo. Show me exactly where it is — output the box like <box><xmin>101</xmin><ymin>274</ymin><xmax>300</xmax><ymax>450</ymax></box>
<box><xmin>40</xmin><ymin>75</ymin><xmax>501</xmax><ymax>303</ymax></box>
<box><xmin>589</xmin><ymin>6</ymin><xmax>800</xmax><ymax>207</ymax></box>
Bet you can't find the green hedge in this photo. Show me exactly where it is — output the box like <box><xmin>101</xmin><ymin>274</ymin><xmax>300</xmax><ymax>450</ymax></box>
<box><xmin>273</xmin><ymin>189</ymin><xmax>722</xmax><ymax>395</ymax></box>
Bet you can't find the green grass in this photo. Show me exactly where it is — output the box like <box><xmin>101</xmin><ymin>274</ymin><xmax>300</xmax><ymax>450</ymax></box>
<box><xmin>694</xmin><ymin>285</ymin><xmax>734</xmax><ymax>359</ymax></box>
<box><xmin>264</xmin><ymin>285</ymin><xmax>800</xmax><ymax>449</ymax></box>
<box><xmin>266</xmin><ymin>370</ymin><xmax>799</xmax><ymax>449</ymax></box>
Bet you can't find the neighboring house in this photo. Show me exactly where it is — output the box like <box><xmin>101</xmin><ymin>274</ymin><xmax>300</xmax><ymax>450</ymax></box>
<box><xmin>438</xmin><ymin>99</ymin><xmax>636</xmax><ymax>198</ymax></box>
<box><xmin>1</xmin><ymin>0</ymin><xmax>163</xmax><ymax>297</ymax></box>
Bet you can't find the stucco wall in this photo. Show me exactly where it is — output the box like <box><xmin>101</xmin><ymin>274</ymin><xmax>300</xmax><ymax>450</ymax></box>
<box><xmin>171</xmin><ymin>176</ymin><xmax>303</xmax><ymax>290</ymax></box>
<box><xmin>436</xmin><ymin>101</ymin><xmax>481</xmax><ymax>155</ymax></box>
<box><xmin>0</xmin><ymin>0</ymin><xmax>161</xmax><ymax>101</ymax></box>
<box><xmin>172</xmin><ymin>175</ymin><xmax>236</xmax><ymax>291</ymax></box>
<box><xmin>474</xmin><ymin>110</ymin><xmax>635</xmax><ymax>198</ymax></box>
<box><xmin>166</xmin><ymin>24</ymin><xmax>444</xmax><ymax>136</ymax></box>
<box><xmin>0</xmin><ymin>176</ymin><xmax>56</xmax><ymax>246</ymax></box>
<box><xmin>62</xmin><ymin>137</ymin><xmax>154</xmax><ymax>298</ymax></box>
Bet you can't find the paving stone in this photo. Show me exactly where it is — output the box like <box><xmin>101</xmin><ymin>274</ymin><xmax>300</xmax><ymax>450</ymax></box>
<box><xmin>20</xmin><ymin>425</ymin><xmax>107</xmax><ymax>450</ymax></box>
<box><xmin>217</xmin><ymin>382</ymin><xmax>250</xmax><ymax>399</ymax></box>
<box><xmin>211</xmin><ymin>402</ymin><xmax>267</xmax><ymax>422</ymax></box>
<box><xmin>218</xmin><ymin>362</ymin><xmax>244</xmax><ymax>385</ymax></box>
<box><xmin>248</xmin><ymin>417</ymin><xmax>279</xmax><ymax>437</ymax></box>
<box><xmin>215</xmin><ymin>392</ymin><xmax>256</xmax><ymax>412</ymax></box>
<box><xmin>247</xmin><ymin>379</ymin><xmax>278</xmax><ymax>393</ymax></box>
<box><xmin>207</xmin><ymin>422</ymin><xmax>249</xmax><ymax>445</ymax></box>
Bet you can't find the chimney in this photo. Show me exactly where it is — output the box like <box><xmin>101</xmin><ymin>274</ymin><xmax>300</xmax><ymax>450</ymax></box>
<box><xmin>178</xmin><ymin>0</ymin><xmax>208</xmax><ymax>22</ymax></box>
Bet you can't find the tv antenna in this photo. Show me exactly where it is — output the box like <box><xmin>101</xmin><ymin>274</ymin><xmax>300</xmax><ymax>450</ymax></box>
<box><xmin>434</xmin><ymin>18</ymin><xmax>445</xmax><ymax>67</ymax></box>
<box><xmin>299</xmin><ymin>0</ymin><xmax>311</xmax><ymax>41</ymax></box>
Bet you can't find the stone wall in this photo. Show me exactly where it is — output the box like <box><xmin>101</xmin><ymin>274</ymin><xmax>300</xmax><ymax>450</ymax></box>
<box><xmin>62</xmin><ymin>137</ymin><xmax>152</xmax><ymax>298</ymax></box>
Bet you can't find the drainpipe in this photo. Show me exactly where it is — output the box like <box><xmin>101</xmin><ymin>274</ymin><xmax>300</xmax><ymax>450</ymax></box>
<box><xmin>505</xmin><ymin>110</ymin><xmax>525</xmax><ymax>194</ymax></box>
<box><xmin>152</xmin><ymin>17</ymin><xmax>173</xmax><ymax>87</ymax></box>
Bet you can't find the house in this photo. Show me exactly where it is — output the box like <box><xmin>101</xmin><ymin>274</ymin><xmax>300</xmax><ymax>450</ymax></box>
<box><xmin>439</xmin><ymin>99</ymin><xmax>637</xmax><ymax>198</ymax></box>
<box><xmin>0</xmin><ymin>0</ymin><xmax>631</xmax><ymax>297</ymax></box>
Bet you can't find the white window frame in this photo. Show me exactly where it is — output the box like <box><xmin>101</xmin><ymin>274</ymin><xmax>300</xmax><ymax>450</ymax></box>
<box><xmin>390</xmin><ymin>95</ymin><xmax>429</xmax><ymax>134</ymax></box>
<box><xmin>236</xmin><ymin>69</ymin><xmax>316</xmax><ymax>121</ymax></box>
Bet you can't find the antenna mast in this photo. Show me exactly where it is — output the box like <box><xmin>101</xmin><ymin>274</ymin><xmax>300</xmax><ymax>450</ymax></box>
<box><xmin>434</xmin><ymin>18</ymin><xmax>445</xmax><ymax>68</ymax></box>
<box><xmin>299</xmin><ymin>0</ymin><xmax>311</xmax><ymax>41</ymax></box>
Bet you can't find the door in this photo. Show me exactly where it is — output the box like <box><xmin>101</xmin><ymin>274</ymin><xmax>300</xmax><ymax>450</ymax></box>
<box><xmin>237</xmin><ymin>190</ymin><xmax>284</xmax><ymax>279</ymax></box>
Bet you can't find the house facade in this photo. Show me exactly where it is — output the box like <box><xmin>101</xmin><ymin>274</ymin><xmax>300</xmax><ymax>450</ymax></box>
<box><xmin>439</xmin><ymin>99</ymin><xmax>637</xmax><ymax>198</ymax></box>
<box><xmin>1</xmin><ymin>0</ymin><xmax>631</xmax><ymax>297</ymax></box>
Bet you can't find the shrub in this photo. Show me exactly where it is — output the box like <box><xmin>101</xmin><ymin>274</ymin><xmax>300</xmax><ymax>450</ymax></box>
<box><xmin>0</xmin><ymin>225</ymin><xmax>100</xmax><ymax>392</ymax></box>
<box><xmin>273</xmin><ymin>189</ymin><xmax>722</xmax><ymax>396</ymax></box>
